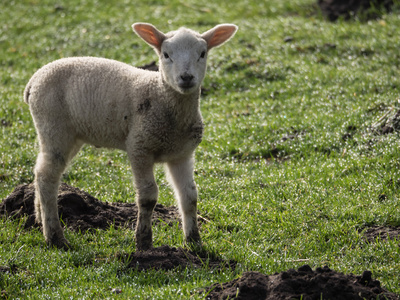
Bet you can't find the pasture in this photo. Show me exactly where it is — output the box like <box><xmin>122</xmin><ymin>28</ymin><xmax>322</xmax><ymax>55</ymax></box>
<box><xmin>1</xmin><ymin>0</ymin><xmax>399</xmax><ymax>298</ymax></box>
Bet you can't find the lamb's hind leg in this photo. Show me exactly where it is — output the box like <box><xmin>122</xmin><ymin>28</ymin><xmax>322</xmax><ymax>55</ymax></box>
<box><xmin>166</xmin><ymin>157</ymin><xmax>201</xmax><ymax>246</ymax></box>
<box><xmin>34</xmin><ymin>139</ymin><xmax>82</xmax><ymax>249</ymax></box>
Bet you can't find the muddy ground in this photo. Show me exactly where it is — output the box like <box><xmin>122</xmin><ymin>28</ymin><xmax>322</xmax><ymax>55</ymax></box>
<box><xmin>318</xmin><ymin>0</ymin><xmax>394</xmax><ymax>21</ymax></box>
<box><xmin>1</xmin><ymin>183</ymin><xmax>399</xmax><ymax>299</ymax></box>
<box><xmin>201</xmin><ymin>266</ymin><xmax>399</xmax><ymax>300</ymax></box>
<box><xmin>0</xmin><ymin>183</ymin><xmax>179</xmax><ymax>232</ymax></box>
<box><xmin>363</xmin><ymin>225</ymin><xmax>400</xmax><ymax>243</ymax></box>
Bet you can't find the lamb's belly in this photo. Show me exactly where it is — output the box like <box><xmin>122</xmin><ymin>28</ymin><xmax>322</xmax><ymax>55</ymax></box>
<box><xmin>74</xmin><ymin>120</ymin><xmax>128</xmax><ymax>150</ymax></box>
<box><xmin>82</xmin><ymin>136</ymin><xmax>127</xmax><ymax>151</ymax></box>
<box><xmin>154</xmin><ymin>139</ymin><xmax>199</xmax><ymax>162</ymax></box>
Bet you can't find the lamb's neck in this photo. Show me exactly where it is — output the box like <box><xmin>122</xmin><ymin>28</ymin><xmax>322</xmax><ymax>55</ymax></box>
<box><xmin>162</xmin><ymin>82</ymin><xmax>201</xmax><ymax>117</ymax></box>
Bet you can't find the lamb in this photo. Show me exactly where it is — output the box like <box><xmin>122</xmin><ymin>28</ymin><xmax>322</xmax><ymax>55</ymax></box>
<box><xmin>24</xmin><ymin>22</ymin><xmax>238</xmax><ymax>250</ymax></box>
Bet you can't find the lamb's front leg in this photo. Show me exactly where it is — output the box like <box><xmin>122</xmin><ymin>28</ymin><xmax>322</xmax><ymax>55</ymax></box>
<box><xmin>166</xmin><ymin>157</ymin><xmax>201</xmax><ymax>246</ymax></box>
<box><xmin>130</xmin><ymin>156</ymin><xmax>158</xmax><ymax>251</ymax></box>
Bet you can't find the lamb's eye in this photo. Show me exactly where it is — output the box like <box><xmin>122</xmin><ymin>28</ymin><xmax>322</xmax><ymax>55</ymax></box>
<box><xmin>163</xmin><ymin>52</ymin><xmax>170</xmax><ymax>59</ymax></box>
<box><xmin>200</xmin><ymin>51</ymin><xmax>206</xmax><ymax>58</ymax></box>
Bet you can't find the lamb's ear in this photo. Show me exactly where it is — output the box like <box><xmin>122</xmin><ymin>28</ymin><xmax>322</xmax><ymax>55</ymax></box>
<box><xmin>132</xmin><ymin>23</ymin><xmax>166</xmax><ymax>52</ymax></box>
<box><xmin>201</xmin><ymin>24</ymin><xmax>238</xmax><ymax>50</ymax></box>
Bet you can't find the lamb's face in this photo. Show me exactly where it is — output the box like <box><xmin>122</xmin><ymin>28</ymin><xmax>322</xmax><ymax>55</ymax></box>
<box><xmin>133</xmin><ymin>23</ymin><xmax>237</xmax><ymax>95</ymax></box>
<box><xmin>160</xmin><ymin>30</ymin><xmax>208</xmax><ymax>95</ymax></box>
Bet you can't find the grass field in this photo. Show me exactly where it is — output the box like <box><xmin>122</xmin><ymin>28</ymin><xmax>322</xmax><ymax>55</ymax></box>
<box><xmin>1</xmin><ymin>0</ymin><xmax>400</xmax><ymax>298</ymax></box>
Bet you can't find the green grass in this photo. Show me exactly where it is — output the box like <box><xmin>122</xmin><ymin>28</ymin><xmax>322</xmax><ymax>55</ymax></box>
<box><xmin>1</xmin><ymin>0</ymin><xmax>400</xmax><ymax>298</ymax></box>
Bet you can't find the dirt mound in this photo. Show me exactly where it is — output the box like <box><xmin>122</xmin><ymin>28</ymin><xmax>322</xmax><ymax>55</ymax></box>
<box><xmin>202</xmin><ymin>265</ymin><xmax>399</xmax><ymax>300</ymax></box>
<box><xmin>0</xmin><ymin>183</ymin><xmax>180</xmax><ymax>232</ymax></box>
<box><xmin>122</xmin><ymin>245</ymin><xmax>236</xmax><ymax>272</ymax></box>
<box><xmin>318</xmin><ymin>0</ymin><xmax>394</xmax><ymax>21</ymax></box>
<box><xmin>363</xmin><ymin>225</ymin><xmax>400</xmax><ymax>242</ymax></box>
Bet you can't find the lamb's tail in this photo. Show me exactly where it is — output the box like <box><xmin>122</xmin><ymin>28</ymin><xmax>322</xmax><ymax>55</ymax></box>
<box><xmin>23</xmin><ymin>82</ymin><xmax>31</xmax><ymax>104</ymax></box>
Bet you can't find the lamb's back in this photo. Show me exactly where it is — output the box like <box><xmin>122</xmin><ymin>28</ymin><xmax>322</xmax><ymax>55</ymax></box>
<box><xmin>25</xmin><ymin>57</ymin><xmax>161</xmax><ymax>149</ymax></box>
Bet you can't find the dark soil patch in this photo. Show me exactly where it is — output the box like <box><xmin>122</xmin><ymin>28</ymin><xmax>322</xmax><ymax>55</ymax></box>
<box><xmin>0</xmin><ymin>264</ymin><xmax>18</xmax><ymax>275</ymax></box>
<box><xmin>227</xmin><ymin>147</ymin><xmax>289</xmax><ymax>163</ymax></box>
<box><xmin>1</xmin><ymin>119</ymin><xmax>12</xmax><ymax>127</ymax></box>
<box><xmin>362</xmin><ymin>225</ymin><xmax>400</xmax><ymax>242</ymax></box>
<box><xmin>318</xmin><ymin>0</ymin><xmax>394</xmax><ymax>21</ymax></box>
<box><xmin>201</xmin><ymin>265</ymin><xmax>399</xmax><ymax>300</ymax></box>
<box><xmin>225</xmin><ymin>129</ymin><xmax>306</xmax><ymax>163</ymax></box>
<box><xmin>373</xmin><ymin>109</ymin><xmax>400</xmax><ymax>135</ymax></box>
<box><xmin>122</xmin><ymin>245</ymin><xmax>236</xmax><ymax>272</ymax></box>
<box><xmin>0</xmin><ymin>266</ymin><xmax>12</xmax><ymax>274</ymax></box>
<box><xmin>0</xmin><ymin>183</ymin><xmax>180</xmax><ymax>232</ymax></box>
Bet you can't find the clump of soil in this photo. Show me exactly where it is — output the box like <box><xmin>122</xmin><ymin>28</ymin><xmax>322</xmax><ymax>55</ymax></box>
<box><xmin>318</xmin><ymin>0</ymin><xmax>394</xmax><ymax>21</ymax></box>
<box><xmin>363</xmin><ymin>225</ymin><xmax>400</xmax><ymax>242</ymax></box>
<box><xmin>122</xmin><ymin>245</ymin><xmax>236</xmax><ymax>272</ymax></box>
<box><xmin>201</xmin><ymin>265</ymin><xmax>399</xmax><ymax>300</ymax></box>
<box><xmin>0</xmin><ymin>183</ymin><xmax>180</xmax><ymax>232</ymax></box>
<box><xmin>372</xmin><ymin>108</ymin><xmax>400</xmax><ymax>135</ymax></box>
<box><xmin>0</xmin><ymin>266</ymin><xmax>13</xmax><ymax>274</ymax></box>
<box><xmin>1</xmin><ymin>119</ymin><xmax>12</xmax><ymax>127</ymax></box>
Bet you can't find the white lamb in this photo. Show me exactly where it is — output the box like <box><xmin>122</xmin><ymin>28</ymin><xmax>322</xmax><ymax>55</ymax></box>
<box><xmin>24</xmin><ymin>22</ymin><xmax>237</xmax><ymax>250</ymax></box>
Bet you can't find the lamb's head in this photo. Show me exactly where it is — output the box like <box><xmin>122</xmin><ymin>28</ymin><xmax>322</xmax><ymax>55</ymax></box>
<box><xmin>133</xmin><ymin>23</ymin><xmax>238</xmax><ymax>95</ymax></box>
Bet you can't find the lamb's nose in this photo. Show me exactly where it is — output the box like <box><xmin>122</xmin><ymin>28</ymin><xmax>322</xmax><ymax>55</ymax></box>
<box><xmin>180</xmin><ymin>74</ymin><xmax>194</xmax><ymax>83</ymax></box>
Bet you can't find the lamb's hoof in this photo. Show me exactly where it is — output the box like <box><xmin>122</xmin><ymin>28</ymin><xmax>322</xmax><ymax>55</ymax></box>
<box><xmin>136</xmin><ymin>240</ymin><xmax>153</xmax><ymax>252</ymax></box>
<box><xmin>185</xmin><ymin>233</ymin><xmax>202</xmax><ymax>250</ymax></box>
<box><xmin>47</xmin><ymin>237</ymin><xmax>71</xmax><ymax>250</ymax></box>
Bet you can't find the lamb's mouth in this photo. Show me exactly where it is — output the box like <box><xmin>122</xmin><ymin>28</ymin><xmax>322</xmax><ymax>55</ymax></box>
<box><xmin>178</xmin><ymin>83</ymin><xmax>197</xmax><ymax>94</ymax></box>
<box><xmin>179</xmin><ymin>82</ymin><xmax>196</xmax><ymax>89</ymax></box>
